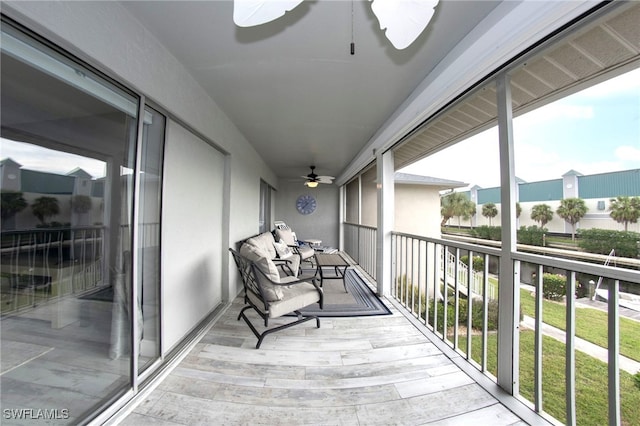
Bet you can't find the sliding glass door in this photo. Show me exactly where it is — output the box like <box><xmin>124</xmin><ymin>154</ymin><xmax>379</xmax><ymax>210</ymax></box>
<box><xmin>0</xmin><ymin>19</ymin><xmax>163</xmax><ymax>422</ymax></box>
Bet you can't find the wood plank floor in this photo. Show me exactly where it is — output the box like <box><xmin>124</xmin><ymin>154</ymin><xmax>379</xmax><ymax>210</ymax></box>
<box><xmin>121</xmin><ymin>288</ymin><xmax>529</xmax><ymax>425</ymax></box>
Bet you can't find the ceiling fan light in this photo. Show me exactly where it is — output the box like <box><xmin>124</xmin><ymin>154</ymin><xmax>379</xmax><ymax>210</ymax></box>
<box><xmin>305</xmin><ymin>181</ymin><xmax>318</xmax><ymax>188</ymax></box>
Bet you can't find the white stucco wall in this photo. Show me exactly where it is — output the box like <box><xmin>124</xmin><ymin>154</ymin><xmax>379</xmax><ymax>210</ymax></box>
<box><xmin>274</xmin><ymin>180</ymin><xmax>340</xmax><ymax>249</ymax></box>
<box><xmin>162</xmin><ymin>122</ymin><xmax>224</xmax><ymax>350</ymax></box>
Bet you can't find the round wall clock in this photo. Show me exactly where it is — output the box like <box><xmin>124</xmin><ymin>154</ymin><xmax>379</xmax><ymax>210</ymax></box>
<box><xmin>296</xmin><ymin>194</ymin><xmax>317</xmax><ymax>215</ymax></box>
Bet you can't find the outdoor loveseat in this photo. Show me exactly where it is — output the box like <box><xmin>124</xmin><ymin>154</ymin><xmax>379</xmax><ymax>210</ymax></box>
<box><xmin>229</xmin><ymin>232</ymin><xmax>323</xmax><ymax>348</ymax></box>
<box><xmin>240</xmin><ymin>231</ymin><xmax>302</xmax><ymax>276</ymax></box>
<box><xmin>273</xmin><ymin>221</ymin><xmax>316</xmax><ymax>269</ymax></box>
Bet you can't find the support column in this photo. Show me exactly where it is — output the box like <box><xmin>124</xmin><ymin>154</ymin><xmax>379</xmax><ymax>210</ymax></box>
<box><xmin>357</xmin><ymin>174</ymin><xmax>362</xmax><ymax>225</ymax></box>
<box><xmin>339</xmin><ymin>185</ymin><xmax>345</xmax><ymax>251</ymax></box>
<box><xmin>376</xmin><ymin>150</ymin><xmax>394</xmax><ymax>296</ymax></box>
<box><xmin>496</xmin><ymin>74</ymin><xmax>519</xmax><ymax>395</ymax></box>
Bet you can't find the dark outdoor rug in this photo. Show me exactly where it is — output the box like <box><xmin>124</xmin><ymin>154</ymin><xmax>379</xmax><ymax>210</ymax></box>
<box><xmin>293</xmin><ymin>268</ymin><xmax>391</xmax><ymax>317</ymax></box>
<box><xmin>78</xmin><ymin>286</ymin><xmax>113</xmax><ymax>302</ymax></box>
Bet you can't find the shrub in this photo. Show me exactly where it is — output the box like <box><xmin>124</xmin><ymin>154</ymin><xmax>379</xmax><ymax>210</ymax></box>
<box><xmin>396</xmin><ymin>274</ymin><xmax>409</xmax><ymax>293</ymax></box>
<box><xmin>424</xmin><ymin>298</ymin><xmax>463</xmax><ymax>332</ymax></box>
<box><xmin>460</xmin><ymin>255</ymin><xmax>484</xmax><ymax>272</ymax></box>
<box><xmin>476</xmin><ymin>299</ymin><xmax>501</xmax><ymax>329</ymax></box>
<box><xmin>395</xmin><ymin>275</ymin><xmax>428</xmax><ymax>315</ymax></box>
<box><xmin>425</xmin><ymin>297</ymin><xmax>500</xmax><ymax>332</ymax></box>
<box><xmin>578</xmin><ymin>228</ymin><xmax>639</xmax><ymax>258</ymax></box>
<box><xmin>635</xmin><ymin>371</ymin><xmax>640</xmax><ymax>390</ymax></box>
<box><xmin>472</xmin><ymin>225</ymin><xmax>501</xmax><ymax>241</ymax></box>
<box><xmin>543</xmin><ymin>273</ymin><xmax>566</xmax><ymax>301</ymax></box>
<box><xmin>517</xmin><ymin>225</ymin><xmax>546</xmax><ymax>246</ymax></box>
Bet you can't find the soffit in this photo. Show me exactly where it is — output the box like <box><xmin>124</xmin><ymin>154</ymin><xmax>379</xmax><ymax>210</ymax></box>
<box><xmin>394</xmin><ymin>2</ymin><xmax>640</xmax><ymax>171</ymax></box>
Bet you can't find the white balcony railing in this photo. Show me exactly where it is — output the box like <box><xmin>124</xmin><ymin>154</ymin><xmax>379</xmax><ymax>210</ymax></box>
<box><xmin>343</xmin><ymin>222</ymin><xmax>377</xmax><ymax>280</ymax></box>
<box><xmin>342</xmin><ymin>223</ymin><xmax>640</xmax><ymax>425</ymax></box>
<box><xmin>0</xmin><ymin>226</ymin><xmax>105</xmax><ymax>314</ymax></box>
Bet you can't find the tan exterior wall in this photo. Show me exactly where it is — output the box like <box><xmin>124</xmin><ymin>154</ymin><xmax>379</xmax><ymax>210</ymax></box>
<box><xmin>395</xmin><ymin>184</ymin><xmax>442</xmax><ymax>238</ymax></box>
<box><xmin>345</xmin><ymin>179</ymin><xmax>360</xmax><ymax>223</ymax></box>
<box><xmin>361</xmin><ymin>167</ymin><xmax>377</xmax><ymax>227</ymax></box>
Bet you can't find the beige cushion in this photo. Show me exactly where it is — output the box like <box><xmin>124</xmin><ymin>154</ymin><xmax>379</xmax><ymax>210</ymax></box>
<box><xmin>280</xmin><ymin>255</ymin><xmax>300</xmax><ymax>277</ymax></box>
<box><xmin>239</xmin><ymin>242</ymin><xmax>283</xmax><ymax>301</ymax></box>
<box><xmin>296</xmin><ymin>245</ymin><xmax>315</xmax><ymax>260</ymax></box>
<box><xmin>243</xmin><ymin>233</ymin><xmax>300</xmax><ymax>278</ymax></box>
<box><xmin>245</xmin><ymin>232</ymin><xmax>278</xmax><ymax>259</ymax></box>
<box><xmin>280</xmin><ymin>276</ymin><xmax>299</xmax><ymax>284</ymax></box>
<box><xmin>274</xmin><ymin>228</ymin><xmax>296</xmax><ymax>246</ymax></box>
<box><xmin>274</xmin><ymin>229</ymin><xmax>315</xmax><ymax>261</ymax></box>
<box><xmin>247</xmin><ymin>281</ymin><xmax>321</xmax><ymax>318</ymax></box>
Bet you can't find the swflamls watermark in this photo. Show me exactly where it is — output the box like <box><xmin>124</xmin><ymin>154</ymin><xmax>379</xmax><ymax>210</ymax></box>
<box><xmin>3</xmin><ymin>408</ymin><xmax>70</xmax><ymax>420</ymax></box>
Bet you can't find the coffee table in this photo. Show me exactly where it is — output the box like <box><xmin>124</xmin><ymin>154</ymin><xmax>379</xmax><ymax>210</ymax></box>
<box><xmin>314</xmin><ymin>253</ymin><xmax>349</xmax><ymax>292</ymax></box>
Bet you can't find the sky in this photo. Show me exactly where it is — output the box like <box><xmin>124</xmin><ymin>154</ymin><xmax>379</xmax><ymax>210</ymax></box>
<box><xmin>0</xmin><ymin>139</ymin><xmax>107</xmax><ymax>179</ymax></box>
<box><xmin>1</xmin><ymin>68</ymin><xmax>639</xmax><ymax>184</ymax></box>
<box><xmin>400</xmin><ymin>67</ymin><xmax>640</xmax><ymax>189</ymax></box>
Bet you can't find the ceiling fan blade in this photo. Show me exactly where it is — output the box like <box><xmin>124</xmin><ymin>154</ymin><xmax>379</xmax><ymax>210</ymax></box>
<box><xmin>316</xmin><ymin>176</ymin><xmax>335</xmax><ymax>184</ymax></box>
<box><xmin>370</xmin><ymin>0</ymin><xmax>439</xmax><ymax>50</ymax></box>
<box><xmin>233</xmin><ymin>0</ymin><xmax>304</xmax><ymax>27</ymax></box>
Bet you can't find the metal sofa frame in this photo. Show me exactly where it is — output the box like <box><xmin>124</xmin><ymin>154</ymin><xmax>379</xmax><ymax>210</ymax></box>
<box><xmin>229</xmin><ymin>248</ymin><xmax>323</xmax><ymax>349</ymax></box>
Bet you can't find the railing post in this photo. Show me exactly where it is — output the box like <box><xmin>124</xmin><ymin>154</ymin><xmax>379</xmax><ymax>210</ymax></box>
<box><xmin>608</xmin><ymin>279</ymin><xmax>621</xmax><ymax>425</ymax></box>
<box><xmin>496</xmin><ymin>73</ymin><xmax>519</xmax><ymax>396</ymax></box>
<box><xmin>376</xmin><ymin>150</ymin><xmax>394</xmax><ymax>296</ymax></box>
<box><xmin>566</xmin><ymin>272</ymin><xmax>576</xmax><ymax>426</ymax></box>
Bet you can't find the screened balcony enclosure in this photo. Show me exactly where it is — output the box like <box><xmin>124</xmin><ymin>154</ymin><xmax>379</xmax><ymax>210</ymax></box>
<box><xmin>1</xmin><ymin>1</ymin><xmax>639</xmax><ymax>425</ymax></box>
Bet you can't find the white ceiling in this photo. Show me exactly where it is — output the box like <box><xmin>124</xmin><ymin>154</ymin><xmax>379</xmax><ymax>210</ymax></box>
<box><xmin>120</xmin><ymin>0</ymin><xmax>500</xmax><ymax>183</ymax></box>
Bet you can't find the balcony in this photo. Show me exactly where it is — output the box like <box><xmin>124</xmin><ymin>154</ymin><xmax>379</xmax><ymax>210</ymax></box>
<box><xmin>2</xmin><ymin>1</ymin><xmax>639</xmax><ymax>424</ymax></box>
<box><xmin>120</xmin><ymin>258</ymin><xmax>537</xmax><ymax>425</ymax></box>
<box><xmin>118</xmin><ymin>223</ymin><xmax>638</xmax><ymax>425</ymax></box>
<box><xmin>347</xmin><ymin>224</ymin><xmax>640</xmax><ymax>425</ymax></box>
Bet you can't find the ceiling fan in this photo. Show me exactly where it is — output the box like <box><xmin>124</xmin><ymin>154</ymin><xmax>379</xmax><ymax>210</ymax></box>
<box><xmin>233</xmin><ymin>0</ymin><xmax>439</xmax><ymax>51</ymax></box>
<box><xmin>301</xmin><ymin>166</ymin><xmax>334</xmax><ymax>188</ymax></box>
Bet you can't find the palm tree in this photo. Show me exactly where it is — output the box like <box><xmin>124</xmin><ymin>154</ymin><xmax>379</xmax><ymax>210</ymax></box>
<box><xmin>31</xmin><ymin>196</ymin><xmax>60</xmax><ymax>225</ymax></box>
<box><xmin>441</xmin><ymin>192</ymin><xmax>474</xmax><ymax>228</ymax></box>
<box><xmin>482</xmin><ymin>203</ymin><xmax>498</xmax><ymax>226</ymax></box>
<box><xmin>440</xmin><ymin>193</ymin><xmax>457</xmax><ymax>226</ymax></box>
<box><xmin>71</xmin><ymin>195</ymin><xmax>92</xmax><ymax>214</ymax></box>
<box><xmin>1</xmin><ymin>191</ymin><xmax>28</xmax><ymax>230</ymax></box>
<box><xmin>609</xmin><ymin>196</ymin><xmax>640</xmax><ymax>231</ymax></box>
<box><xmin>556</xmin><ymin>198</ymin><xmax>587</xmax><ymax>241</ymax></box>
<box><xmin>531</xmin><ymin>204</ymin><xmax>554</xmax><ymax>228</ymax></box>
<box><xmin>463</xmin><ymin>199</ymin><xmax>476</xmax><ymax>229</ymax></box>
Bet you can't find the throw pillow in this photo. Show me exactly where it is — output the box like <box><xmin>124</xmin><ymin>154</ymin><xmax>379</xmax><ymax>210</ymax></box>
<box><xmin>239</xmin><ymin>243</ymin><xmax>284</xmax><ymax>301</ymax></box>
<box><xmin>273</xmin><ymin>240</ymin><xmax>293</xmax><ymax>259</ymax></box>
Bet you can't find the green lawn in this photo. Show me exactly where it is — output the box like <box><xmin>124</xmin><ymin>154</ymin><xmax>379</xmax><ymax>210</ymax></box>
<box><xmin>459</xmin><ymin>330</ymin><xmax>640</xmax><ymax>425</ymax></box>
<box><xmin>520</xmin><ymin>289</ymin><xmax>640</xmax><ymax>362</ymax></box>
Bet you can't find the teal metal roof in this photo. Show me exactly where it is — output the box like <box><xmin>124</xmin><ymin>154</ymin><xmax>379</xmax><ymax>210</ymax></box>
<box><xmin>21</xmin><ymin>170</ymin><xmax>75</xmax><ymax>194</ymax></box>
<box><xmin>519</xmin><ymin>179</ymin><xmax>563</xmax><ymax>202</ymax></box>
<box><xmin>578</xmin><ymin>169</ymin><xmax>640</xmax><ymax>199</ymax></box>
<box><xmin>477</xmin><ymin>187</ymin><xmax>500</xmax><ymax>204</ymax></box>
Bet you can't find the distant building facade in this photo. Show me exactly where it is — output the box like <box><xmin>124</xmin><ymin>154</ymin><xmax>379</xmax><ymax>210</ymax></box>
<box><xmin>0</xmin><ymin>158</ymin><xmax>104</xmax><ymax>230</ymax></box>
<box><xmin>462</xmin><ymin>168</ymin><xmax>640</xmax><ymax>233</ymax></box>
